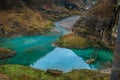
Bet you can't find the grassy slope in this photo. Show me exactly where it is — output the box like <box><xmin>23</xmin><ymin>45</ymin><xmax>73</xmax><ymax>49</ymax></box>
<box><xmin>0</xmin><ymin>1</ymin><xmax>53</xmax><ymax>37</ymax></box>
<box><xmin>0</xmin><ymin>65</ymin><xmax>110</xmax><ymax>80</ymax></box>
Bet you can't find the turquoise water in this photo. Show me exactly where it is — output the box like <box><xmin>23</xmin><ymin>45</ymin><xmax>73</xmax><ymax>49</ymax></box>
<box><xmin>0</xmin><ymin>16</ymin><xmax>113</xmax><ymax>72</ymax></box>
<box><xmin>0</xmin><ymin>35</ymin><xmax>58</xmax><ymax>65</ymax></box>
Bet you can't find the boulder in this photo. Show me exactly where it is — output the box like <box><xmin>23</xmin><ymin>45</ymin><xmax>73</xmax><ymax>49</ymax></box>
<box><xmin>47</xmin><ymin>69</ymin><xmax>63</xmax><ymax>75</ymax></box>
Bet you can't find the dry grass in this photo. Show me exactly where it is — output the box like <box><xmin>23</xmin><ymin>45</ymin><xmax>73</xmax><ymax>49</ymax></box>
<box><xmin>0</xmin><ymin>5</ymin><xmax>53</xmax><ymax>37</ymax></box>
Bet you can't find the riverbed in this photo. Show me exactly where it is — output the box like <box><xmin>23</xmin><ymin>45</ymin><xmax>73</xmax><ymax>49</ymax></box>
<box><xmin>0</xmin><ymin>16</ymin><xmax>113</xmax><ymax>72</ymax></box>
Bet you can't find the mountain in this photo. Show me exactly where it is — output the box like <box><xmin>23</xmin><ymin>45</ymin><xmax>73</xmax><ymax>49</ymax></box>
<box><xmin>23</xmin><ymin>0</ymin><xmax>86</xmax><ymax>10</ymax></box>
<box><xmin>0</xmin><ymin>0</ymin><xmax>89</xmax><ymax>37</ymax></box>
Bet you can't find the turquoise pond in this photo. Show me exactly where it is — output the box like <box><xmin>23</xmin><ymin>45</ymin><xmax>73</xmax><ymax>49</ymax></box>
<box><xmin>0</xmin><ymin>16</ymin><xmax>113</xmax><ymax>72</ymax></box>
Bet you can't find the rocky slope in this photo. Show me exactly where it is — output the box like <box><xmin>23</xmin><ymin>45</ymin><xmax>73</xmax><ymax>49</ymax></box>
<box><xmin>73</xmin><ymin>0</ymin><xmax>117</xmax><ymax>49</ymax></box>
<box><xmin>23</xmin><ymin>0</ymin><xmax>89</xmax><ymax>21</ymax></box>
<box><xmin>0</xmin><ymin>65</ymin><xmax>110</xmax><ymax>80</ymax></box>
<box><xmin>23</xmin><ymin>0</ymin><xmax>86</xmax><ymax>10</ymax></box>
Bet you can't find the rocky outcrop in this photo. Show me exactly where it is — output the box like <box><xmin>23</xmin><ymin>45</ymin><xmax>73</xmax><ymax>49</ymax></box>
<box><xmin>0</xmin><ymin>48</ymin><xmax>16</xmax><ymax>59</ymax></box>
<box><xmin>73</xmin><ymin>0</ymin><xmax>117</xmax><ymax>49</ymax></box>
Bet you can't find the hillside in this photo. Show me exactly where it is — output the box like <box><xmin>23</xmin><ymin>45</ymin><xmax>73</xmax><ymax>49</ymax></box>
<box><xmin>23</xmin><ymin>0</ymin><xmax>86</xmax><ymax>10</ymax></box>
<box><xmin>0</xmin><ymin>0</ymin><xmax>90</xmax><ymax>37</ymax></box>
<box><xmin>0</xmin><ymin>0</ymin><xmax>53</xmax><ymax>37</ymax></box>
<box><xmin>23</xmin><ymin>0</ymin><xmax>88</xmax><ymax>21</ymax></box>
<box><xmin>72</xmin><ymin>0</ymin><xmax>117</xmax><ymax>49</ymax></box>
<box><xmin>55</xmin><ymin>0</ymin><xmax>117</xmax><ymax>49</ymax></box>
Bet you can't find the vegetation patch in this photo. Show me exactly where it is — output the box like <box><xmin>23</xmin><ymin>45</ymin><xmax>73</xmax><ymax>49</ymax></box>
<box><xmin>0</xmin><ymin>65</ymin><xmax>110</xmax><ymax>80</ymax></box>
<box><xmin>55</xmin><ymin>33</ymin><xmax>89</xmax><ymax>49</ymax></box>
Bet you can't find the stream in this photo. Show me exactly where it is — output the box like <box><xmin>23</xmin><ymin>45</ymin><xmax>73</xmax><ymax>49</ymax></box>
<box><xmin>0</xmin><ymin>16</ymin><xmax>113</xmax><ymax>72</ymax></box>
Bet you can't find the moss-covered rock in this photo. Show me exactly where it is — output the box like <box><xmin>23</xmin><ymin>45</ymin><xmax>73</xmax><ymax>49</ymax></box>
<box><xmin>0</xmin><ymin>47</ymin><xmax>16</xmax><ymax>59</ymax></box>
<box><xmin>0</xmin><ymin>65</ymin><xmax>110</xmax><ymax>80</ymax></box>
<box><xmin>55</xmin><ymin>33</ymin><xmax>89</xmax><ymax>49</ymax></box>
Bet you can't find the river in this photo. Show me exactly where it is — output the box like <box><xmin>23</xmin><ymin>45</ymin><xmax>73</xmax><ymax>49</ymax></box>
<box><xmin>0</xmin><ymin>16</ymin><xmax>113</xmax><ymax>72</ymax></box>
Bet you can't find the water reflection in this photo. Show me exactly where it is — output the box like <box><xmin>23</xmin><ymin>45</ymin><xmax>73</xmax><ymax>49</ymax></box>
<box><xmin>31</xmin><ymin>47</ymin><xmax>90</xmax><ymax>72</ymax></box>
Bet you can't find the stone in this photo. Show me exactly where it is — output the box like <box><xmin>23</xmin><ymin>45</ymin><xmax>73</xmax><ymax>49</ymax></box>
<box><xmin>47</xmin><ymin>69</ymin><xmax>63</xmax><ymax>75</ymax></box>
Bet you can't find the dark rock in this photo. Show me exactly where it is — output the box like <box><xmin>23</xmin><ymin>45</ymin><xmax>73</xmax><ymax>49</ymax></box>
<box><xmin>0</xmin><ymin>0</ymin><xmax>24</xmax><ymax>10</ymax></box>
<box><xmin>73</xmin><ymin>0</ymin><xmax>117</xmax><ymax>49</ymax></box>
<box><xmin>65</xmin><ymin>3</ymin><xmax>79</xmax><ymax>10</ymax></box>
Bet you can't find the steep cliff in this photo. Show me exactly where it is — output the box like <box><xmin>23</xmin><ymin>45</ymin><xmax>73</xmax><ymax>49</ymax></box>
<box><xmin>73</xmin><ymin>0</ymin><xmax>117</xmax><ymax>49</ymax></box>
<box><xmin>112</xmin><ymin>1</ymin><xmax>120</xmax><ymax>43</ymax></box>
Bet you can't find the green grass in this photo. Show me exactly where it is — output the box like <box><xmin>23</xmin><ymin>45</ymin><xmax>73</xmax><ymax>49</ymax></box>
<box><xmin>0</xmin><ymin>65</ymin><xmax>110</xmax><ymax>80</ymax></box>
